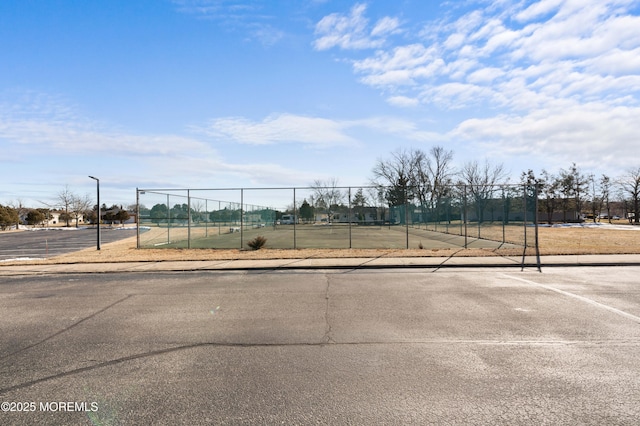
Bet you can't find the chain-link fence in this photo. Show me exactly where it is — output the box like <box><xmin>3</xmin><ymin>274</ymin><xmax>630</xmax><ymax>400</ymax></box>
<box><xmin>136</xmin><ymin>185</ymin><xmax>539</xmax><ymax>256</ymax></box>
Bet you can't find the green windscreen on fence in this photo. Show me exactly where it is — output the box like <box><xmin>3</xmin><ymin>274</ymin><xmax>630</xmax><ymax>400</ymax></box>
<box><xmin>137</xmin><ymin>185</ymin><xmax>538</xmax><ymax>252</ymax></box>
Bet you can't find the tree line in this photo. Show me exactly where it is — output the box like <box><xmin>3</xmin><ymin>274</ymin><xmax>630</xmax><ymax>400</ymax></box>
<box><xmin>0</xmin><ymin>185</ymin><xmax>132</xmax><ymax>231</ymax></box>
<box><xmin>308</xmin><ymin>146</ymin><xmax>640</xmax><ymax>224</ymax></box>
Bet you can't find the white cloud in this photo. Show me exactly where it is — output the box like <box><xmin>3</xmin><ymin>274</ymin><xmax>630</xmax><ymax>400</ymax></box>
<box><xmin>353</xmin><ymin>44</ymin><xmax>443</xmax><ymax>87</ymax></box>
<box><xmin>171</xmin><ymin>0</ymin><xmax>287</xmax><ymax>46</ymax></box>
<box><xmin>313</xmin><ymin>3</ymin><xmax>400</xmax><ymax>50</ymax></box>
<box><xmin>249</xmin><ymin>24</ymin><xmax>285</xmax><ymax>47</ymax></box>
<box><xmin>467</xmin><ymin>66</ymin><xmax>504</xmax><ymax>84</ymax></box>
<box><xmin>444</xmin><ymin>32</ymin><xmax>466</xmax><ymax>49</ymax></box>
<box><xmin>196</xmin><ymin>112</ymin><xmax>447</xmax><ymax>148</ymax></box>
<box><xmin>221</xmin><ymin>162</ymin><xmax>318</xmax><ymax>186</ymax></box>
<box><xmin>172</xmin><ymin>0</ymin><xmax>261</xmax><ymax>17</ymax></box>
<box><xmin>512</xmin><ymin>1</ymin><xmax>640</xmax><ymax>62</ymax></box>
<box><xmin>515</xmin><ymin>0</ymin><xmax>564</xmax><ymax>22</ymax></box>
<box><xmin>386</xmin><ymin>96</ymin><xmax>419</xmax><ymax>108</ymax></box>
<box><xmin>141</xmin><ymin>154</ymin><xmax>315</xmax><ymax>188</ymax></box>
<box><xmin>421</xmin><ymin>82</ymin><xmax>494</xmax><ymax>109</ymax></box>
<box><xmin>197</xmin><ymin>113</ymin><xmax>358</xmax><ymax>146</ymax></box>
<box><xmin>586</xmin><ymin>47</ymin><xmax>640</xmax><ymax>76</ymax></box>
<box><xmin>0</xmin><ymin>92</ymin><xmax>330</xmax><ymax>197</ymax></box>
<box><xmin>0</xmin><ymin>119</ymin><xmax>208</xmax><ymax>157</ymax></box>
<box><xmin>451</xmin><ymin>101</ymin><xmax>640</xmax><ymax>172</ymax></box>
<box><xmin>321</xmin><ymin>0</ymin><xmax>640</xmax><ymax>114</ymax></box>
<box><xmin>349</xmin><ymin>116</ymin><xmax>445</xmax><ymax>142</ymax></box>
<box><xmin>311</xmin><ymin>0</ymin><xmax>640</xmax><ymax>176</ymax></box>
<box><xmin>371</xmin><ymin>16</ymin><xmax>401</xmax><ymax>37</ymax></box>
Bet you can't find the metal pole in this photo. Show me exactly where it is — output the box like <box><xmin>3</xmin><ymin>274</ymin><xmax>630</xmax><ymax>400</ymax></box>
<box><xmin>240</xmin><ymin>189</ymin><xmax>244</xmax><ymax>250</ymax></box>
<box><xmin>187</xmin><ymin>189</ymin><xmax>191</xmax><ymax>249</ymax></box>
<box><xmin>136</xmin><ymin>188</ymin><xmax>140</xmax><ymax>249</ymax></box>
<box><xmin>464</xmin><ymin>185</ymin><xmax>468</xmax><ymax>249</ymax></box>
<box><xmin>477</xmin><ymin>186</ymin><xmax>481</xmax><ymax>240</ymax></box>
<box><xmin>521</xmin><ymin>184</ymin><xmax>528</xmax><ymax>270</ymax></box>
<box><xmin>535</xmin><ymin>183</ymin><xmax>542</xmax><ymax>272</ymax></box>
<box><xmin>88</xmin><ymin>176</ymin><xmax>100</xmax><ymax>250</ymax></box>
<box><xmin>348</xmin><ymin>187</ymin><xmax>352</xmax><ymax>249</ymax></box>
<box><xmin>502</xmin><ymin>186</ymin><xmax>506</xmax><ymax>244</ymax></box>
<box><xmin>405</xmin><ymin>186</ymin><xmax>409</xmax><ymax>249</ymax></box>
<box><xmin>523</xmin><ymin>184</ymin><xmax>528</xmax><ymax>247</ymax></box>
<box><xmin>293</xmin><ymin>188</ymin><xmax>297</xmax><ymax>249</ymax></box>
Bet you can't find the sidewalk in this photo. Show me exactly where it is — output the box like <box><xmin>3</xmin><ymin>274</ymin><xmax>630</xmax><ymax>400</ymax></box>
<box><xmin>2</xmin><ymin>254</ymin><xmax>640</xmax><ymax>276</ymax></box>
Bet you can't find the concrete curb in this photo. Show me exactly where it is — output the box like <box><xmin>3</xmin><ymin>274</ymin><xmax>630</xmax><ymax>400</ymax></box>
<box><xmin>2</xmin><ymin>254</ymin><xmax>640</xmax><ymax>276</ymax></box>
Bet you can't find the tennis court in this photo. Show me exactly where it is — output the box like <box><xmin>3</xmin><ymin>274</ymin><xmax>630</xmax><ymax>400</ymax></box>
<box><xmin>139</xmin><ymin>222</ymin><xmax>528</xmax><ymax>250</ymax></box>
<box><xmin>137</xmin><ymin>185</ymin><xmax>537</xmax><ymax>252</ymax></box>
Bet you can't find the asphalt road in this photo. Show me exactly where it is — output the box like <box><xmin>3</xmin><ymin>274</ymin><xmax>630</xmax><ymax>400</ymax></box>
<box><xmin>1</xmin><ymin>267</ymin><xmax>639</xmax><ymax>424</ymax></box>
<box><xmin>0</xmin><ymin>228</ymin><xmax>137</xmax><ymax>261</ymax></box>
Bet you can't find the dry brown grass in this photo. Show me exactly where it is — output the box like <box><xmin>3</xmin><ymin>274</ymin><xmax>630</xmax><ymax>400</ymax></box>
<box><xmin>536</xmin><ymin>226</ymin><xmax>640</xmax><ymax>255</ymax></box>
<box><xmin>2</xmin><ymin>224</ymin><xmax>639</xmax><ymax>266</ymax></box>
<box><xmin>16</xmin><ymin>235</ymin><xmax>512</xmax><ymax>266</ymax></box>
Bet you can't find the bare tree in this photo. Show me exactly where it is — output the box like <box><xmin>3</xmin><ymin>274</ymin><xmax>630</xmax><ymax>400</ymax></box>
<box><xmin>587</xmin><ymin>174</ymin><xmax>612</xmax><ymax>223</ymax></box>
<box><xmin>618</xmin><ymin>167</ymin><xmax>640</xmax><ymax>224</ymax></box>
<box><xmin>599</xmin><ymin>175</ymin><xmax>612</xmax><ymax>223</ymax></box>
<box><xmin>71</xmin><ymin>193</ymin><xmax>94</xmax><ymax>227</ymax></box>
<box><xmin>7</xmin><ymin>199</ymin><xmax>29</xmax><ymax>225</ymax></box>
<box><xmin>310</xmin><ymin>177</ymin><xmax>344</xmax><ymax>223</ymax></box>
<box><xmin>191</xmin><ymin>200</ymin><xmax>205</xmax><ymax>223</ymax></box>
<box><xmin>588</xmin><ymin>174</ymin><xmax>601</xmax><ymax>223</ymax></box>
<box><xmin>371</xmin><ymin>148</ymin><xmax>425</xmax><ymax>225</ymax></box>
<box><xmin>365</xmin><ymin>186</ymin><xmax>389</xmax><ymax>224</ymax></box>
<box><xmin>57</xmin><ymin>185</ymin><xmax>76</xmax><ymax>227</ymax></box>
<box><xmin>459</xmin><ymin>159</ymin><xmax>508</xmax><ymax>223</ymax></box>
<box><xmin>413</xmin><ymin>146</ymin><xmax>455</xmax><ymax>222</ymax></box>
<box><xmin>371</xmin><ymin>148</ymin><xmax>418</xmax><ymax>207</ymax></box>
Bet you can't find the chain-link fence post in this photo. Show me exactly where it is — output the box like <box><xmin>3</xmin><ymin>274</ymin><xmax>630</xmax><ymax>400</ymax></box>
<box><xmin>348</xmin><ymin>187</ymin><xmax>352</xmax><ymax>249</ymax></box>
<box><xmin>463</xmin><ymin>185</ymin><xmax>468</xmax><ymax>249</ymax></box>
<box><xmin>240</xmin><ymin>188</ymin><xmax>244</xmax><ymax>250</ymax></box>
<box><xmin>136</xmin><ymin>188</ymin><xmax>140</xmax><ymax>249</ymax></box>
<box><xmin>166</xmin><ymin>194</ymin><xmax>171</xmax><ymax>246</ymax></box>
<box><xmin>187</xmin><ymin>190</ymin><xmax>191</xmax><ymax>249</ymax></box>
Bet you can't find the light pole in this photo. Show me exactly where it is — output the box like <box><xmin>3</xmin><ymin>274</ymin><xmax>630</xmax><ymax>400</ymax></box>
<box><xmin>88</xmin><ymin>176</ymin><xmax>101</xmax><ymax>250</ymax></box>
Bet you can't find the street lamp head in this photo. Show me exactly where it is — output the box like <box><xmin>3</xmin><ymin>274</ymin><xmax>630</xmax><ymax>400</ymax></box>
<box><xmin>89</xmin><ymin>175</ymin><xmax>99</xmax><ymax>181</ymax></box>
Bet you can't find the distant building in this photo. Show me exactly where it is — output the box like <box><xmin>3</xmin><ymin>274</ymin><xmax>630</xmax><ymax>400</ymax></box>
<box><xmin>47</xmin><ymin>210</ymin><xmax>85</xmax><ymax>226</ymax></box>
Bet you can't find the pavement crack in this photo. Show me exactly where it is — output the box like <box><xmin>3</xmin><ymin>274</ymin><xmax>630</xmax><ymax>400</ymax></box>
<box><xmin>431</xmin><ymin>248</ymin><xmax>465</xmax><ymax>272</ymax></box>
<box><xmin>0</xmin><ymin>341</ymin><xmax>320</xmax><ymax>395</ymax></box>
<box><xmin>0</xmin><ymin>294</ymin><xmax>134</xmax><ymax>363</ymax></box>
<box><xmin>322</xmin><ymin>274</ymin><xmax>335</xmax><ymax>344</ymax></box>
<box><xmin>341</xmin><ymin>251</ymin><xmax>395</xmax><ymax>273</ymax></box>
<box><xmin>3</xmin><ymin>338</ymin><xmax>639</xmax><ymax>395</ymax></box>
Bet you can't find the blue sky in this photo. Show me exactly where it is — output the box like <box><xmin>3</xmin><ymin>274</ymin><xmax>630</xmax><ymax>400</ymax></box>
<box><xmin>1</xmin><ymin>0</ymin><xmax>640</xmax><ymax>209</ymax></box>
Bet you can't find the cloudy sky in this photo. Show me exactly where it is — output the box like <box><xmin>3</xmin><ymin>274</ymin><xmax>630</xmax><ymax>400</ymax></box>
<box><xmin>1</xmin><ymin>0</ymin><xmax>639</xmax><ymax>208</ymax></box>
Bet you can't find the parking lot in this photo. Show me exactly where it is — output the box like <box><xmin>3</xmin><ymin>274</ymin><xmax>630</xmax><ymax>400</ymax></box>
<box><xmin>1</xmin><ymin>267</ymin><xmax>639</xmax><ymax>424</ymax></box>
<box><xmin>0</xmin><ymin>228</ymin><xmax>137</xmax><ymax>261</ymax></box>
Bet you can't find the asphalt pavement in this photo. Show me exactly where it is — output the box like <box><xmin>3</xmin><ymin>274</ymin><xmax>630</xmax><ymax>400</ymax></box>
<box><xmin>2</xmin><ymin>229</ymin><xmax>640</xmax><ymax>423</ymax></box>
<box><xmin>0</xmin><ymin>227</ymin><xmax>137</xmax><ymax>261</ymax></box>
<box><xmin>1</xmin><ymin>267</ymin><xmax>639</xmax><ymax>424</ymax></box>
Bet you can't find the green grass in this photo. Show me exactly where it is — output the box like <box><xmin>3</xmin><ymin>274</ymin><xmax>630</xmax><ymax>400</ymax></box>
<box><xmin>140</xmin><ymin>223</ymin><xmax>526</xmax><ymax>250</ymax></box>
